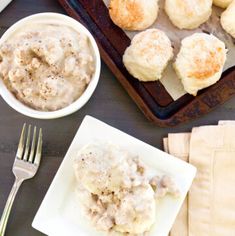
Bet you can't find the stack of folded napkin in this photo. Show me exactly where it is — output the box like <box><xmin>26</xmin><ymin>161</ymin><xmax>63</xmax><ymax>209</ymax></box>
<box><xmin>164</xmin><ymin>120</ymin><xmax>235</xmax><ymax>236</ymax></box>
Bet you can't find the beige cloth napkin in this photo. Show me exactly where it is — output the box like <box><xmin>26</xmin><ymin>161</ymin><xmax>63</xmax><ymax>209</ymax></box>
<box><xmin>167</xmin><ymin>133</ymin><xmax>191</xmax><ymax>236</ymax></box>
<box><xmin>164</xmin><ymin>121</ymin><xmax>235</xmax><ymax>236</ymax></box>
<box><xmin>189</xmin><ymin>125</ymin><xmax>235</xmax><ymax>236</ymax></box>
<box><xmin>163</xmin><ymin>137</ymin><xmax>169</xmax><ymax>154</ymax></box>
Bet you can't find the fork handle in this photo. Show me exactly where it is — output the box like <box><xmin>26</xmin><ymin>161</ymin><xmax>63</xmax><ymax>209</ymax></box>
<box><xmin>0</xmin><ymin>178</ymin><xmax>23</xmax><ymax>236</ymax></box>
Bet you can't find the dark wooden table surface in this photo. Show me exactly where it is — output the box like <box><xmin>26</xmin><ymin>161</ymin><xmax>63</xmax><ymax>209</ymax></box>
<box><xmin>0</xmin><ymin>0</ymin><xmax>235</xmax><ymax>235</ymax></box>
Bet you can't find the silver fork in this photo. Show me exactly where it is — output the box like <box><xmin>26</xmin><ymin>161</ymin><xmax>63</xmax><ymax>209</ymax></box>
<box><xmin>0</xmin><ymin>124</ymin><xmax>43</xmax><ymax>236</ymax></box>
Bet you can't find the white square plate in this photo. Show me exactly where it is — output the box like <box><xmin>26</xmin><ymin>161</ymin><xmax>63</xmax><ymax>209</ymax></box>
<box><xmin>32</xmin><ymin>116</ymin><xmax>196</xmax><ymax>236</ymax></box>
<box><xmin>0</xmin><ymin>0</ymin><xmax>12</xmax><ymax>13</ymax></box>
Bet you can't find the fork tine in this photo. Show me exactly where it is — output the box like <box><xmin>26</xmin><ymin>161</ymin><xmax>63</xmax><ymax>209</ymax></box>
<box><xmin>28</xmin><ymin>126</ymin><xmax>37</xmax><ymax>163</ymax></box>
<box><xmin>23</xmin><ymin>125</ymin><xmax>31</xmax><ymax>161</ymax></box>
<box><xmin>34</xmin><ymin>128</ymin><xmax>42</xmax><ymax>166</ymax></box>
<box><xmin>16</xmin><ymin>123</ymin><xmax>26</xmax><ymax>159</ymax></box>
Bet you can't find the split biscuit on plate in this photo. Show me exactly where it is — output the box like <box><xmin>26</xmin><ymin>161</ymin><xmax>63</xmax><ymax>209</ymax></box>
<box><xmin>109</xmin><ymin>0</ymin><xmax>159</xmax><ymax>31</ymax></box>
<box><xmin>221</xmin><ymin>0</ymin><xmax>235</xmax><ymax>38</ymax></box>
<box><xmin>123</xmin><ymin>29</ymin><xmax>173</xmax><ymax>82</ymax></box>
<box><xmin>174</xmin><ymin>33</ymin><xmax>227</xmax><ymax>96</ymax></box>
<box><xmin>165</xmin><ymin>0</ymin><xmax>212</xmax><ymax>29</ymax></box>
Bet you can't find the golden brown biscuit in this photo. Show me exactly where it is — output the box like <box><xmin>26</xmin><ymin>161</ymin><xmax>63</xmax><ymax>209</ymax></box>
<box><xmin>109</xmin><ymin>0</ymin><xmax>159</xmax><ymax>31</ymax></box>
<box><xmin>174</xmin><ymin>33</ymin><xmax>227</xmax><ymax>96</ymax></box>
<box><xmin>123</xmin><ymin>29</ymin><xmax>173</xmax><ymax>81</ymax></box>
<box><xmin>165</xmin><ymin>0</ymin><xmax>212</xmax><ymax>29</ymax></box>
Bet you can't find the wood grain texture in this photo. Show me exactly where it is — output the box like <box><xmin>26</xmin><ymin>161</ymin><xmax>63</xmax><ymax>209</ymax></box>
<box><xmin>0</xmin><ymin>0</ymin><xmax>235</xmax><ymax>236</ymax></box>
<box><xmin>59</xmin><ymin>0</ymin><xmax>235</xmax><ymax>126</ymax></box>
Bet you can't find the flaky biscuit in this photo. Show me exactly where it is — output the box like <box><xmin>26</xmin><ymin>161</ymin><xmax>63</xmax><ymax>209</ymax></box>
<box><xmin>123</xmin><ymin>29</ymin><xmax>173</xmax><ymax>81</ymax></box>
<box><xmin>109</xmin><ymin>0</ymin><xmax>159</xmax><ymax>31</ymax></box>
<box><xmin>165</xmin><ymin>0</ymin><xmax>212</xmax><ymax>29</ymax></box>
<box><xmin>174</xmin><ymin>33</ymin><xmax>227</xmax><ymax>96</ymax></box>
<box><xmin>221</xmin><ymin>0</ymin><xmax>235</xmax><ymax>38</ymax></box>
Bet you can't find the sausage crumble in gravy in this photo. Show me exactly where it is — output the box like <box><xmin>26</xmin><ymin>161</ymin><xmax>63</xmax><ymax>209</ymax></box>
<box><xmin>0</xmin><ymin>24</ymin><xmax>95</xmax><ymax>111</ymax></box>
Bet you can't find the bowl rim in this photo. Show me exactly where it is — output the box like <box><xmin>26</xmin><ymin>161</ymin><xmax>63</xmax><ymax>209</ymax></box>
<box><xmin>0</xmin><ymin>12</ymin><xmax>101</xmax><ymax>119</ymax></box>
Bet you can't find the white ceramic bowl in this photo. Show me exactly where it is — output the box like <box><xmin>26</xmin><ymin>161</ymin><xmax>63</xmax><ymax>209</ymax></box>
<box><xmin>0</xmin><ymin>13</ymin><xmax>101</xmax><ymax>119</ymax></box>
